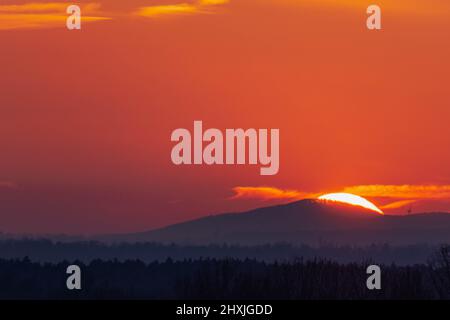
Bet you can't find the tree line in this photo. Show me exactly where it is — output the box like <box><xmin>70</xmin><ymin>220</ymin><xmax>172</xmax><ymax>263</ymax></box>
<box><xmin>0</xmin><ymin>239</ymin><xmax>438</xmax><ymax>265</ymax></box>
<box><xmin>1</xmin><ymin>245</ymin><xmax>450</xmax><ymax>299</ymax></box>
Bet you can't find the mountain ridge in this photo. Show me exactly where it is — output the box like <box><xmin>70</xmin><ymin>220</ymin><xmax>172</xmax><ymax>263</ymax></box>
<box><xmin>102</xmin><ymin>199</ymin><xmax>450</xmax><ymax>245</ymax></box>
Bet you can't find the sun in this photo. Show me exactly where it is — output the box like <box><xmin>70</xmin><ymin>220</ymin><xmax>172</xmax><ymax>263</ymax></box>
<box><xmin>318</xmin><ymin>192</ymin><xmax>384</xmax><ymax>215</ymax></box>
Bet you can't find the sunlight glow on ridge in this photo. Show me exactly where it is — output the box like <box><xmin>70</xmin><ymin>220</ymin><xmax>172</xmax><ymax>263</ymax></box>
<box><xmin>318</xmin><ymin>192</ymin><xmax>384</xmax><ymax>214</ymax></box>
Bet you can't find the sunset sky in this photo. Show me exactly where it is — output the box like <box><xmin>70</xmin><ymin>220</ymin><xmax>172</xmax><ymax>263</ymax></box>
<box><xmin>1</xmin><ymin>0</ymin><xmax>450</xmax><ymax>234</ymax></box>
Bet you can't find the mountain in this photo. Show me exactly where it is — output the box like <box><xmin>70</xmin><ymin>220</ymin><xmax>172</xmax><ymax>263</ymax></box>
<box><xmin>105</xmin><ymin>199</ymin><xmax>450</xmax><ymax>245</ymax></box>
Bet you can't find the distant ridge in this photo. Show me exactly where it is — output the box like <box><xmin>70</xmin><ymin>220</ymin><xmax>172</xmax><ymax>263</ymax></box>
<box><xmin>105</xmin><ymin>199</ymin><xmax>450</xmax><ymax>245</ymax></box>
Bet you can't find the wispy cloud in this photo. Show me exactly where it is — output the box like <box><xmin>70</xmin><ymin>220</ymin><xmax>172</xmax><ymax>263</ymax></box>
<box><xmin>380</xmin><ymin>200</ymin><xmax>417</xmax><ymax>210</ymax></box>
<box><xmin>136</xmin><ymin>0</ymin><xmax>229</xmax><ymax>18</ymax></box>
<box><xmin>0</xmin><ymin>3</ymin><xmax>99</xmax><ymax>13</ymax></box>
<box><xmin>277</xmin><ymin>0</ymin><xmax>450</xmax><ymax>17</ymax></box>
<box><xmin>198</xmin><ymin>0</ymin><xmax>229</xmax><ymax>5</ymax></box>
<box><xmin>0</xmin><ymin>2</ymin><xmax>110</xmax><ymax>30</ymax></box>
<box><xmin>0</xmin><ymin>0</ymin><xmax>229</xmax><ymax>30</ymax></box>
<box><xmin>136</xmin><ymin>4</ymin><xmax>199</xmax><ymax>17</ymax></box>
<box><xmin>232</xmin><ymin>184</ymin><xmax>450</xmax><ymax>210</ymax></box>
<box><xmin>343</xmin><ymin>185</ymin><xmax>450</xmax><ymax>200</ymax></box>
<box><xmin>232</xmin><ymin>186</ymin><xmax>315</xmax><ymax>201</ymax></box>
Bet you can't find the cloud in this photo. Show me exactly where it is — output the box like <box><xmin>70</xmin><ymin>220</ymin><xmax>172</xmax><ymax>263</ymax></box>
<box><xmin>136</xmin><ymin>0</ymin><xmax>229</xmax><ymax>18</ymax></box>
<box><xmin>343</xmin><ymin>185</ymin><xmax>450</xmax><ymax>200</ymax></box>
<box><xmin>0</xmin><ymin>3</ymin><xmax>99</xmax><ymax>13</ymax></box>
<box><xmin>0</xmin><ymin>0</ymin><xmax>230</xmax><ymax>29</ymax></box>
<box><xmin>199</xmin><ymin>0</ymin><xmax>229</xmax><ymax>5</ymax></box>
<box><xmin>379</xmin><ymin>200</ymin><xmax>417</xmax><ymax>210</ymax></box>
<box><xmin>231</xmin><ymin>184</ymin><xmax>450</xmax><ymax>210</ymax></box>
<box><xmin>0</xmin><ymin>2</ymin><xmax>110</xmax><ymax>30</ymax></box>
<box><xmin>231</xmin><ymin>186</ymin><xmax>315</xmax><ymax>201</ymax></box>
<box><xmin>136</xmin><ymin>3</ymin><xmax>199</xmax><ymax>17</ymax></box>
<box><xmin>275</xmin><ymin>0</ymin><xmax>450</xmax><ymax>17</ymax></box>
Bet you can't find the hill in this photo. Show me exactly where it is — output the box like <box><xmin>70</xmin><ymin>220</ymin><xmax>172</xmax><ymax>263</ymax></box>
<box><xmin>105</xmin><ymin>199</ymin><xmax>450</xmax><ymax>245</ymax></box>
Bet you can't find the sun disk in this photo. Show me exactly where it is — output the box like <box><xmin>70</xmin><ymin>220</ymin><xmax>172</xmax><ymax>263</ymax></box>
<box><xmin>318</xmin><ymin>192</ymin><xmax>384</xmax><ymax>215</ymax></box>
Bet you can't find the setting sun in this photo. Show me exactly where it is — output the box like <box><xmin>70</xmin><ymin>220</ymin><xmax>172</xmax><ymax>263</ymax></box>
<box><xmin>318</xmin><ymin>193</ymin><xmax>384</xmax><ymax>215</ymax></box>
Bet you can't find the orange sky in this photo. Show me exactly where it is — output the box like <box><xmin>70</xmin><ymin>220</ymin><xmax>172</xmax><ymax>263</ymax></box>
<box><xmin>1</xmin><ymin>0</ymin><xmax>450</xmax><ymax>234</ymax></box>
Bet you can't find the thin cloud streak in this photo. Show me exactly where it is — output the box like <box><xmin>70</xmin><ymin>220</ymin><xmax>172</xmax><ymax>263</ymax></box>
<box><xmin>232</xmin><ymin>186</ymin><xmax>316</xmax><ymax>201</ymax></box>
<box><xmin>380</xmin><ymin>200</ymin><xmax>417</xmax><ymax>210</ymax></box>
<box><xmin>135</xmin><ymin>0</ymin><xmax>229</xmax><ymax>18</ymax></box>
<box><xmin>0</xmin><ymin>3</ymin><xmax>100</xmax><ymax>13</ymax></box>
<box><xmin>344</xmin><ymin>185</ymin><xmax>450</xmax><ymax>200</ymax></box>
<box><xmin>136</xmin><ymin>4</ymin><xmax>199</xmax><ymax>17</ymax></box>
<box><xmin>276</xmin><ymin>0</ymin><xmax>450</xmax><ymax>17</ymax></box>
<box><xmin>0</xmin><ymin>2</ymin><xmax>110</xmax><ymax>30</ymax></box>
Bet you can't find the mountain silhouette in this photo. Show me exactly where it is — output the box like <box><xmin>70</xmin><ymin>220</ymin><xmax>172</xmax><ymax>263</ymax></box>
<box><xmin>106</xmin><ymin>199</ymin><xmax>450</xmax><ymax>245</ymax></box>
